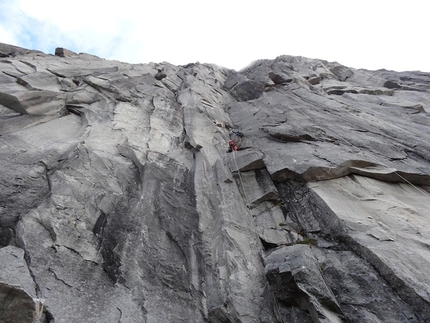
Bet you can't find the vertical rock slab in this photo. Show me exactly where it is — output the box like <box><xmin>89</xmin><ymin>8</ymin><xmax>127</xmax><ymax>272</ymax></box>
<box><xmin>237</xmin><ymin>168</ymin><xmax>279</xmax><ymax>208</ymax></box>
<box><xmin>308</xmin><ymin>176</ymin><xmax>430</xmax><ymax>318</ymax></box>
<box><xmin>265</xmin><ymin>245</ymin><xmax>343</xmax><ymax>323</ymax></box>
<box><xmin>312</xmin><ymin>248</ymin><xmax>423</xmax><ymax>322</ymax></box>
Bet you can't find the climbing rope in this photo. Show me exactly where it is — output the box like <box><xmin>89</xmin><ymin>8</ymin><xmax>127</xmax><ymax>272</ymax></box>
<box><xmin>380</xmin><ymin>167</ymin><xmax>430</xmax><ymax>199</ymax></box>
<box><xmin>288</xmin><ymin>95</ymin><xmax>430</xmax><ymax>201</ymax></box>
<box><xmin>232</xmin><ymin>150</ymin><xmax>250</xmax><ymax>207</ymax></box>
<box><xmin>331</xmin><ymin>128</ymin><xmax>430</xmax><ymax>200</ymax></box>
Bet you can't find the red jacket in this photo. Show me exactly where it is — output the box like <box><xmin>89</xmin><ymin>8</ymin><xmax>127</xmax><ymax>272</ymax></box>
<box><xmin>229</xmin><ymin>140</ymin><xmax>239</xmax><ymax>151</ymax></box>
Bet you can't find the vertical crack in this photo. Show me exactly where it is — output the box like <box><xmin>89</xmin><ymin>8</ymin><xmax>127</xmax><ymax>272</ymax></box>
<box><xmin>116</xmin><ymin>307</ymin><xmax>122</xmax><ymax>322</ymax></box>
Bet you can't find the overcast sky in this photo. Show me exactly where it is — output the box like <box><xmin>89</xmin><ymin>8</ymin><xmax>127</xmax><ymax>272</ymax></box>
<box><xmin>0</xmin><ymin>0</ymin><xmax>428</xmax><ymax>72</ymax></box>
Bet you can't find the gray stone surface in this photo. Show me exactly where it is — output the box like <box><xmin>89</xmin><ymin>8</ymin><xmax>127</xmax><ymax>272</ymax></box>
<box><xmin>265</xmin><ymin>245</ymin><xmax>343</xmax><ymax>323</ymax></box>
<box><xmin>227</xmin><ymin>149</ymin><xmax>265</xmax><ymax>172</ymax></box>
<box><xmin>1</xmin><ymin>42</ymin><xmax>430</xmax><ymax>322</ymax></box>
<box><xmin>0</xmin><ymin>246</ymin><xmax>45</xmax><ymax>323</ymax></box>
<box><xmin>0</xmin><ymin>43</ymin><xmax>43</xmax><ymax>57</ymax></box>
<box><xmin>0</xmin><ymin>283</ymin><xmax>45</xmax><ymax>323</ymax></box>
<box><xmin>0</xmin><ymin>246</ymin><xmax>37</xmax><ymax>298</ymax></box>
<box><xmin>55</xmin><ymin>47</ymin><xmax>78</xmax><ymax>57</ymax></box>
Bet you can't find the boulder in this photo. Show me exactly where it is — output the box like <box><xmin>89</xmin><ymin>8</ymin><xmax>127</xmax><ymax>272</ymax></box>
<box><xmin>55</xmin><ymin>47</ymin><xmax>77</xmax><ymax>57</ymax></box>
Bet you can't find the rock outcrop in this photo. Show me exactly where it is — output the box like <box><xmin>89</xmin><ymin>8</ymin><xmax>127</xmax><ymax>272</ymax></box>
<box><xmin>0</xmin><ymin>43</ymin><xmax>429</xmax><ymax>322</ymax></box>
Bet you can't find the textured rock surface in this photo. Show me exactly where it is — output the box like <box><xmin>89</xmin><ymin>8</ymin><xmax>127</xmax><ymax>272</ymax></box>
<box><xmin>0</xmin><ymin>246</ymin><xmax>46</xmax><ymax>323</ymax></box>
<box><xmin>1</xmin><ymin>43</ymin><xmax>430</xmax><ymax>322</ymax></box>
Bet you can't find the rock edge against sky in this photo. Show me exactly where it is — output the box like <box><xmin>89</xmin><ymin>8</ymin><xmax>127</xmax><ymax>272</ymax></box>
<box><xmin>1</xmin><ymin>43</ymin><xmax>430</xmax><ymax>322</ymax></box>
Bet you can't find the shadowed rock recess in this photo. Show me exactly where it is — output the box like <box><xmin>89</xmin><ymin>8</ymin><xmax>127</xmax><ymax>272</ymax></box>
<box><xmin>1</xmin><ymin>42</ymin><xmax>430</xmax><ymax>323</ymax></box>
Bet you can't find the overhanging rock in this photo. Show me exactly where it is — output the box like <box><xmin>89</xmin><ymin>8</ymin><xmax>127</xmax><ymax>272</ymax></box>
<box><xmin>227</xmin><ymin>149</ymin><xmax>265</xmax><ymax>172</ymax></box>
<box><xmin>0</xmin><ymin>90</ymin><xmax>67</xmax><ymax>115</ymax></box>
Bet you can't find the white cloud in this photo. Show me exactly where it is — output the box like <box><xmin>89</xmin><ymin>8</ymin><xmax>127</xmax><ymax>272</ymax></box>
<box><xmin>0</xmin><ymin>0</ymin><xmax>429</xmax><ymax>72</ymax></box>
<box><xmin>0</xmin><ymin>25</ymin><xmax>18</xmax><ymax>46</ymax></box>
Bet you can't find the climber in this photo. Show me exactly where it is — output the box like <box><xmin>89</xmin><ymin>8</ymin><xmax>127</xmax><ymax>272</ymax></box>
<box><xmin>227</xmin><ymin>131</ymin><xmax>244</xmax><ymax>153</ymax></box>
<box><xmin>228</xmin><ymin>139</ymin><xmax>239</xmax><ymax>152</ymax></box>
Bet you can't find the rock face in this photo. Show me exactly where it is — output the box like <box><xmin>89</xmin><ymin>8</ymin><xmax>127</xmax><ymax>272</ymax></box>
<box><xmin>0</xmin><ymin>43</ymin><xmax>429</xmax><ymax>323</ymax></box>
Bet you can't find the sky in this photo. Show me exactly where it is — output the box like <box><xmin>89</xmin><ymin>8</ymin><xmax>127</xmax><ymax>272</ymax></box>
<box><xmin>0</xmin><ymin>0</ymin><xmax>429</xmax><ymax>72</ymax></box>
